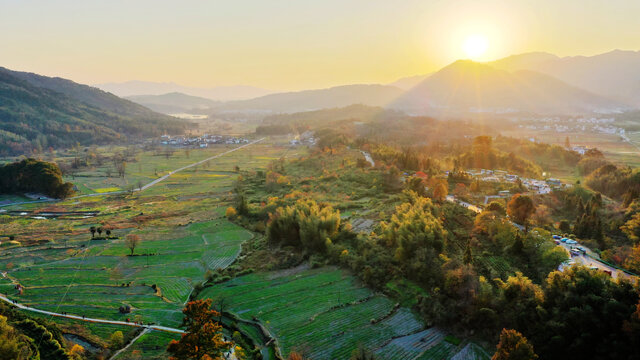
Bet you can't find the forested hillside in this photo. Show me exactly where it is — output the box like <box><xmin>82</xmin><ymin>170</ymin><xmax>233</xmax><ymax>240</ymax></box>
<box><xmin>0</xmin><ymin>67</ymin><xmax>192</xmax><ymax>155</ymax></box>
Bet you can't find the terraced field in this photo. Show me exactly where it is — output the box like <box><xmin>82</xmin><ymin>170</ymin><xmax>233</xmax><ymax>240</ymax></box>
<box><xmin>3</xmin><ymin>218</ymin><xmax>253</xmax><ymax>327</ymax></box>
<box><xmin>199</xmin><ymin>267</ymin><xmax>478</xmax><ymax>359</ymax></box>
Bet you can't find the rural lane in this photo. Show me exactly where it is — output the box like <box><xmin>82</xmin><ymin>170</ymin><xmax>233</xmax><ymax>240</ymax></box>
<box><xmin>0</xmin><ymin>293</ymin><xmax>184</xmax><ymax>333</ymax></box>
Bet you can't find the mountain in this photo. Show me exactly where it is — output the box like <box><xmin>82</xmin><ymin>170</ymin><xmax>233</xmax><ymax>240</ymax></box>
<box><xmin>218</xmin><ymin>84</ymin><xmax>404</xmax><ymax>113</ymax></box>
<box><xmin>0</xmin><ymin>67</ymin><xmax>190</xmax><ymax>155</ymax></box>
<box><xmin>389</xmin><ymin>60</ymin><xmax>626</xmax><ymax>115</ymax></box>
<box><xmin>488</xmin><ymin>52</ymin><xmax>559</xmax><ymax>72</ymax></box>
<box><xmin>388</xmin><ymin>74</ymin><xmax>432</xmax><ymax>90</ymax></box>
<box><xmin>95</xmin><ymin>80</ymin><xmax>274</xmax><ymax>101</ymax></box>
<box><xmin>126</xmin><ymin>92</ymin><xmax>219</xmax><ymax>114</ymax></box>
<box><xmin>490</xmin><ymin>50</ymin><xmax>640</xmax><ymax>107</ymax></box>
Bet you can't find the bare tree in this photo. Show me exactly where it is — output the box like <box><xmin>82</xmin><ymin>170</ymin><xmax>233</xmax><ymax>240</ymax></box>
<box><xmin>125</xmin><ymin>234</ymin><xmax>141</xmax><ymax>255</ymax></box>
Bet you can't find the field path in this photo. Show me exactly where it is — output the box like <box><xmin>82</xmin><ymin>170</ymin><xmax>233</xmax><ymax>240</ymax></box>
<box><xmin>108</xmin><ymin>328</ymin><xmax>150</xmax><ymax>360</ymax></box>
<box><xmin>0</xmin><ymin>138</ymin><xmax>265</xmax><ymax>208</ymax></box>
<box><xmin>0</xmin><ymin>293</ymin><xmax>184</xmax><ymax>334</ymax></box>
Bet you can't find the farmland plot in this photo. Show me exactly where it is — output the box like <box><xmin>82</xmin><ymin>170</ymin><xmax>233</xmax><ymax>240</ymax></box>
<box><xmin>4</xmin><ymin>218</ymin><xmax>253</xmax><ymax>327</ymax></box>
<box><xmin>199</xmin><ymin>267</ymin><xmax>471</xmax><ymax>359</ymax></box>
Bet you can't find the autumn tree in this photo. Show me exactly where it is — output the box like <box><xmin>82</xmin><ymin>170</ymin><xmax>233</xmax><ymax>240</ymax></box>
<box><xmin>109</xmin><ymin>331</ymin><xmax>124</xmax><ymax>349</ymax></box>
<box><xmin>621</xmin><ymin>212</ymin><xmax>640</xmax><ymax>243</ymax></box>
<box><xmin>432</xmin><ymin>181</ymin><xmax>448</xmax><ymax>202</ymax></box>
<box><xmin>0</xmin><ymin>316</ymin><xmax>32</xmax><ymax>360</ymax></box>
<box><xmin>167</xmin><ymin>299</ymin><xmax>232</xmax><ymax>360</ymax></box>
<box><xmin>507</xmin><ymin>194</ymin><xmax>535</xmax><ymax>230</ymax></box>
<box><xmin>492</xmin><ymin>328</ymin><xmax>538</xmax><ymax>360</ymax></box>
<box><xmin>125</xmin><ymin>234</ymin><xmax>141</xmax><ymax>256</ymax></box>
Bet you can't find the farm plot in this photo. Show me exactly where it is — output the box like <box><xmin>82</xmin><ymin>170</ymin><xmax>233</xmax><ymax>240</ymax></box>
<box><xmin>4</xmin><ymin>218</ymin><xmax>253</xmax><ymax>327</ymax></box>
<box><xmin>117</xmin><ymin>329</ymin><xmax>181</xmax><ymax>360</ymax></box>
<box><xmin>199</xmin><ymin>267</ymin><xmax>459</xmax><ymax>359</ymax></box>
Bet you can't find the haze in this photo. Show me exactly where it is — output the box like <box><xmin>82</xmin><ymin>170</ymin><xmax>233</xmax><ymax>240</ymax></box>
<box><xmin>2</xmin><ymin>0</ymin><xmax>640</xmax><ymax>90</ymax></box>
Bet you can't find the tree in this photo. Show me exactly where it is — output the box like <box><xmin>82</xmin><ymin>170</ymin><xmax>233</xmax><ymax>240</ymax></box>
<box><xmin>432</xmin><ymin>181</ymin><xmax>448</xmax><ymax>202</ymax></box>
<box><xmin>97</xmin><ymin>227</ymin><xmax>103</xmax><ymax>237</ymax></box>
<box><xmin>68</xmin><ymin>344</ymin><xmax>85</xmax><ymax>360</ymax></box>
<box><xmin>564</xmin><ymin>136</ymin><xmax>571</xmax><ymax>149</ymax></box>
<box><xmin>463</xmin><ymin>241</ymin><xmax>473</xmax><ymax>264</ymax></box>
<box><xmin>125</xmin><ymin>234</ymin><xmax>141</xmax><ymax>255</ymax></box>
<box><xmin>623</xmin><ymin>244</ymin><xmax>640</xmax><ymax>273</ymax></box>
<box><xmin>267</xmin><ymin>199</ymin><xmax>341</xmax><ymax>253</ymax></box>
<box><xmin>89</xmin><ymin>226</ymin><xmax>96</xmax><ymax>239</ymax></box>
<box><xmin>0</xmin><ymin>316</ymin><xmax>32</xmax><ymax>360</ymax></box>
<box><xmin>622</xmin><ymin>212</ymin><xmax>640</xmax><ymax>243</ymax></box>
<box><xmin>225</xmin><ymin>207</ymin><xmax>237</xmax><ymax>219</ymax></box>
<box><xmin>167</xmin><ymin>299</ymin><xmax>232</xmax><ymax>360</ymax></box>
<box><xmin>558</xmin><ymin>220</ymin><xmax>571</xmax><ymax>234</ymax></box>
<box><xmin>109</xmin><ymin>331</ymin><xmax>124</xmax><ymax>349</ymax></box>
<box><xmin>492</xmin><ymin>328</ymin><xmax>538</xmax><ymax>360</ymax></box>
<box><xmin>507</xmin><ymin>194</ymin><xmax>535</xmax><ymax>229</ymax></box>
<box><xmin>486</xmin><ymin>201</ymin><xmax>506</xmax><ymax>215</ymax></box>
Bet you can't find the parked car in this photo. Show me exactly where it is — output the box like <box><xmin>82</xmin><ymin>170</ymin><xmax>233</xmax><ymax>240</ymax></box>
<box><xmin>552</xmin><ymin>235</ymin><xmax>562</xmax><ymax>240</ymax></box>
<box><xmin>561</xmin><ymin>238</ymin><xmax>569</xmax><ymax>243</ymax></box>
<box><xmin>571</xmin><ymin>249</ymin><xmax>581</xmax><ymax>256</ymax></box>
<box><xmin>566</xmin><ymin>239</ymin><xmax>578</xmax><ymax>245</ymax></box>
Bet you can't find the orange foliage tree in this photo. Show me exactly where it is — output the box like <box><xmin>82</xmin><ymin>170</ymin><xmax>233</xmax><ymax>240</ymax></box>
<box><xmin>167</xmin><ymin>299</ymin><xmax>232</xmax><ymax>360</ymax></box>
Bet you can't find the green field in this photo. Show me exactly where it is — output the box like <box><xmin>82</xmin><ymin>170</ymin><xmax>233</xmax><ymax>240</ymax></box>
<box><xmin>4</xmin><ymin>218</ymin><xmax>253</xmax><ymax>327</ymax></box>
<box><xmin>0</xmin><ymin>142</ymin><xmax>302</xmax><ymax>357</ymax></box>
<box><xmin>199</xmin><ymin>266</ymin><xmax>474</xmax><ymax>359</ymax></box>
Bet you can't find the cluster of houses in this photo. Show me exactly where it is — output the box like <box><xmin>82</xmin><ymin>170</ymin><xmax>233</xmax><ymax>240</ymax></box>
<box><xmin>289</xmin><ymin>131</ymin><xmax>317</xmax><ymax>146</ymax></box>
<box><xmin>452</xmin><ymin>168</ymin><xmax>570</xmax><ymax>195</ymax></box>
<box><xmin>515</xmin><ymin>116</ymin><xmax>625</xmax><ymax>136</ymax></box>
<box><xmin>158</xmin><ymin>134</ymin><xmax>249</xmax><ymax>148</ymax></box>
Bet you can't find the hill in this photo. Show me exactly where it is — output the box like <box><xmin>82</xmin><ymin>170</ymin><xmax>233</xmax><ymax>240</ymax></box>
<box><xmin>126</xmin><ymin>92</ymin><xmax>219</xmax><ymax>114</ymax></box>
<box><xmin>388</xmin><ymin>73</ymin><xmax>432</xmax><ymax>90</ymax></box>
<box><xmin>219</xmin><ymin>84</ymin><xmax>404</xmax><ymax>113</ymax></box>
<box><xmin>95</xmin><ymin>80</ymin><xmax>274</xmax><ymax>101</ymax></box>
<box><xmin>0</xmin><ymin>67</ymin><xmax>191</xmax><ymax>155</ymax></box>
<box><xmin>490</xmin><ymin>50</ymin><xmax>640</xmax><ymax>107</ymax></box>
<box><xmin>389</xmin><ymin>60</ymin><xmax>626</xmax><ymax>115</ymax></box>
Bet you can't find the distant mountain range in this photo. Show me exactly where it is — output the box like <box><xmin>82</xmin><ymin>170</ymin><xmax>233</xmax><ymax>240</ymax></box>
<box><xmin>2</xmin><ymin>49</ymin><xmax>638</xmax><ymax>156</ymax></box>
<box><xmin>125</xmin><ymin>92</ymin><xmax>220</xmax><ymax>114</ymax></box>
<box><xmin>124</xmin><ymin>50</ymin><xmax>638</xmax><ymax>116</ymax></box>
<box><xmin>216</xmin><ymin>84</ymin><xmax>404</xmax><ymax>113</ymax></box>
<box><xmin>95</xmin><ymin>80</ymin><xmax>274</xmax><ymax>101</ymax></box>
<box><xmin>389</xmin><ymin>60</ymin><xmax>627</xmax><ymax>115</ymax></box>
<box><xmin>489</xmin><ymin>49</ymin><xmax>640</xmax><ymax>107</ymax></box>
<box><xmin>0</xmin><ymin>67</ymin><xmax>190</xmax><ymax>155</ymax></box>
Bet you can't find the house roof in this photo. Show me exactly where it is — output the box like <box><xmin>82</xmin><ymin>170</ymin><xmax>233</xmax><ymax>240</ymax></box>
<box><xmin>414</xmin><ymin>171</ymin><xmax>429</xmax><ymax>179</ymax></box>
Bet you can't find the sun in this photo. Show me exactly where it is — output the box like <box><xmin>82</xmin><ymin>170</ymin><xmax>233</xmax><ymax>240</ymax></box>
<box><xmin>462</xmin><ymin>34</ymin><xmax>489</xmax><ymax>60</ymax></box>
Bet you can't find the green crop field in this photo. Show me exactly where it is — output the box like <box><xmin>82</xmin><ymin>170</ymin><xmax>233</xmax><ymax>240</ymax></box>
<box><xmin>199</xmin><ymin>266</ymin><xmax>475</xmax><ymax>359</ymax></box>
<box><xmin>4</xmin><ymin>218</ymin><xmax>254</xmax><ymax>327</ymax></box>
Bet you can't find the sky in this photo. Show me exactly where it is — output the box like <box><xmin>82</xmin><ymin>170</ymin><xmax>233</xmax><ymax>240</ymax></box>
<box><xmin>1</xmin><ymin>0</ymin><xmax>639</xmax><ymax>91</ymax></box>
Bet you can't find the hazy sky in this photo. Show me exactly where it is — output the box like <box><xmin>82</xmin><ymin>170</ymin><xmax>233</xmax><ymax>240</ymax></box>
<box><xmin>1</xmin><ymin>0</ymin><xmax>639</xmax><ymax>90</ymax></box>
